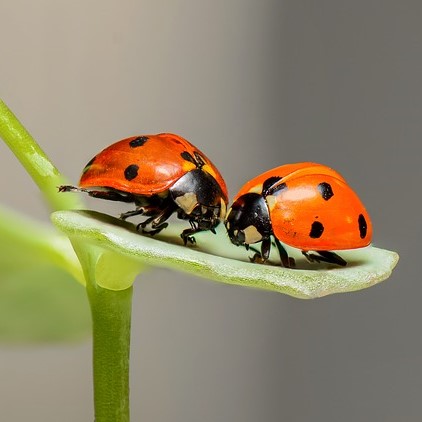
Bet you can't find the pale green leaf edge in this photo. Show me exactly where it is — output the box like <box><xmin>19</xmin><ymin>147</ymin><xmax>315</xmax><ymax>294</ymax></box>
<box><xmin>52</xmin><ymin>210</ymin><xmax>399</xmax><ymax>299</ymax></box>
<box><xmin>0</xmin><ymin>205</ymin><xmax>84</xmax><ymax>284</ymax></box>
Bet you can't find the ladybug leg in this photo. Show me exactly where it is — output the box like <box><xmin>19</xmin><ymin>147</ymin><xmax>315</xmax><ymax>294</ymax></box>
<box><xmin>246</xmin><ymin>244</ymin><xmax>261</xmax><ymax>262</ymax></box>
<box><xmin>250</xmin><ymin>238</ymin><xmax>271</xmax><ymax>264</ymax></box>
<box><xmin>59</xmin><ymin>185</ymin><xmax>80</xmax><ymax>193</ymax></box>
<box><xmin>273</xmin><ymin>237</ymin><xmax>295</xmax><ymax>268</ymax></box>
<box><xmin>181</xmin><ymin>218</ymin><xmax>219</xmax><ymax>245</ymax></box>
<box><xmin>59</xmin><ymin>185</ymin><xmax>135</xmax><ymax>203</ymax></box>
<box><xmin>316</xmin><ymin>251</ymin><xmax>347</xmax><ymax>266</ymax></box>
<box><xmin>302</xmin><ymin>250</ymin><xmax>347</xmax><ymax>267</ymax></box>
<box><xmin>140</xmin><ymin>221</ymin><xmax>168</xmax><ymax>236</ymax></box>
<box><xmin>180</xmin><ymin>221</ymin><xmax>199</xmax><ymax>246</ymax></box>
<box><xmin>139</xmin><ymin>203</ymin><xmax>177</xmax><ymax>236</ymax></box>
<box><xmin>120</xmin><ymin>208</ymin><xmax>145</xmax><ymax>220</ymax></box>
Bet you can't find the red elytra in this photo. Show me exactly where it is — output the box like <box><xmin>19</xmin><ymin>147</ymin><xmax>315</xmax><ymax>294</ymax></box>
<box><xmin>79</xmin><ymin>133</ymin><xmax>227</xmax><ymax>196</ymax></box>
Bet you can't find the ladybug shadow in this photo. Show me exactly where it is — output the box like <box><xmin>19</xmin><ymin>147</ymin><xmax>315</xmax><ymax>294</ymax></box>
<box><xmin>277</xmin><ymin>256</ymin><xmax>370</xmax><ymax>271</ymax></box>
<box><xmin>268</xmin><ymin>241</ymin><xmax>372</xmax><ymax>270</ymax></box>
<box><xmin>154</xmin><ymin>221</ymin><xmax>372</xmax><ymax>271</ymax></box>
<box><xmin>80</xmin><ymin>210</ymin><xmax>140</xmax><ymax>232</ymax></box>
<box><xmin>77</xmin><ymin>211</ymin><xmax>371</xmax><ymax>271</ymax></box>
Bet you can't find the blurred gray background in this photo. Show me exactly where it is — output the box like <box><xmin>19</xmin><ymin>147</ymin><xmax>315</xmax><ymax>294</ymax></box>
<box><xmin>0</xmin><ymin>1</ymin><xmax>419</xmax><ymax>421</ymax></box>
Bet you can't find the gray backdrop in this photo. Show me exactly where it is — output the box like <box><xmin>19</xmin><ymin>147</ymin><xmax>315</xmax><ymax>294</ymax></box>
<box><xmin>0</xmin><ymin>1</ymin><xmax>418</xmax><ymax>421</ymax></box>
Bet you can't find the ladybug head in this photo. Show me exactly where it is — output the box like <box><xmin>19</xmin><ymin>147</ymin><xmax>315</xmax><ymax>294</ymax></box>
<box><xmin>170</xmin><ymin>169</ymin><xmax>228</xmax><ymax>230</ymax></box>
<box><xmin>225</xmin><ymin>193</ymin><xmax>272</xmax><ymax>246</ymax></box>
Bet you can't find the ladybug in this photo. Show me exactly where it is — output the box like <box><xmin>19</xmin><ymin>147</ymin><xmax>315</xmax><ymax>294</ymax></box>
<box><xmin>224</xmin><ymin>162</ymin><xmax>372</xmax><ymax>267</ymax></box>
<box><xmin>59</xmin><ymin>133</ymin><xmax>228</xmax><ymax>244</ymax></box>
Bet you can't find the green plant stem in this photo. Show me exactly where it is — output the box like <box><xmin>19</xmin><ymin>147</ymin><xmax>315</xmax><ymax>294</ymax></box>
<box><xmin>87</xmin><ymin>282</ymin><xmax>133</xmax><ymax>422</ymax></box>
<box><xmin>1</xmin><ymin>98</ymin><xmax>136</xmax><ymax>420</ymax></box>
<box><xmin>0</xmin><ymin>98</ymin><xmax>82</xmax><ymax>211</ymax></box>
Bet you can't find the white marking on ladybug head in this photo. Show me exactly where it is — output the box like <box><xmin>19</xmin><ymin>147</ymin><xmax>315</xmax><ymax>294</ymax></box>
<box><xmin>243</xmin><ymin>225</ymin><xmax>263</xmax><ymax>244</ymax></box>
<box><xmin>175</xmin><ymin>192</ymin><xmax>198</xmax><ymax>215</ymax></box>
<box><xmin>219</xmin><ymin>198</ymin><xmax>227</xmax><ymax>219</ymax></box>
<box><xmin>249</xmin><ymin>184</ymin><xmax>263</xmax><ymax>194</ymax></box>
<box><xmin>265</xmin><ymin>194</ymin><xmax>278</xmax><ymax>211</ymax></box>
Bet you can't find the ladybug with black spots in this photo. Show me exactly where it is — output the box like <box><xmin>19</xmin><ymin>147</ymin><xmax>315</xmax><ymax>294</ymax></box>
<box><xmin>224</xmin><ymin>162</ymin><xmax>372</xmax><ymax>267</ymax></box>
<box><xmin>59</xmin><ymin>133</ymin><xmax>228</xmax><ymax>244</ymax></box>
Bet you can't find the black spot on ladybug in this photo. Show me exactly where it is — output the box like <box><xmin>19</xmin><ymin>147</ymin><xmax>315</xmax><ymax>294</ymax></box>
<box><xmin>129</xmin><ymin>136</ymin><xmax>148</xmax><ymax>148</ymax></box>
<box><xmin>124</xmin><ymin>164</ymin><xmax>139</xmax><ymax>181</ymax></box>
<box><xmin>82</xmin><ymin>156</ymin><xmax>96</xmax><ymax>174</ymax></box>
<box><xmin>181</xmin><ymin>151</ymin><xmax>205</xmax><ymax>169</ymax></box>
<box><xmin>317</xmin><ymin>182</ymin><xmax>334</xmax><ymax>201</ymax></box>
<box><xmin>262</xmin><ymin>176</ymin><xmax>286</xmax><ymax>196</ymax></box>
<box><xmin>181</xmin><ymin>151</ymin><xmax>195</xmax><ymax>163</ymax></box>
<box><xmin>358</xmin><ymin>214</ymin><xmax>367</xmax><ymax>238</ymax></box>
<box><xmin>309</xmin><ymin>221</ymin><xmax>324</xmax><ymax>238</ymax></box>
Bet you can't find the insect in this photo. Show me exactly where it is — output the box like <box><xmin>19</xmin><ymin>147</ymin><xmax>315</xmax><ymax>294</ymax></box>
<box><xmin>59</xmin><ymin>133</ymin><xmax>228</xmax><ymax>244</ymax></box>
<box><xmin>224</xmin><ymin>162</ymin><xmax>372</xmax><ymax>267</ymax></box>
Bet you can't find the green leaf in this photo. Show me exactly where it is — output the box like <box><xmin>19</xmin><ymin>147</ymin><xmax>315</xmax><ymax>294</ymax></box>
<box><xmin>0</xmin><ymin>207</ymin><xmax>90</xmax><ymax>343</ymax></box>
<box><xmin>0</xmin><ymin>205</ymin><xmax>84</xmax><ymax>284</ymax></box>
<box><xmin>52</xmin><ymin>210</ymin><xmax>399</xmax><ymax>298</ymax></box>
<box><xmin>0</xmin><ymin>266</ymin><xmax>91</xmax><ymax>343</ymax></box>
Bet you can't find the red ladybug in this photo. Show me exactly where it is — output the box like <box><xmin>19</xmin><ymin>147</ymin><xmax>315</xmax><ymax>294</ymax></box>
<box><xmin>224</xmin><ymin>162</ymin><xmax>372</xmax><ymax>267</ymax></box>
<box><xmin>60</xmin><ymin>133</ymin><xmax>228</xmax><ymax>244</ymax></box>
